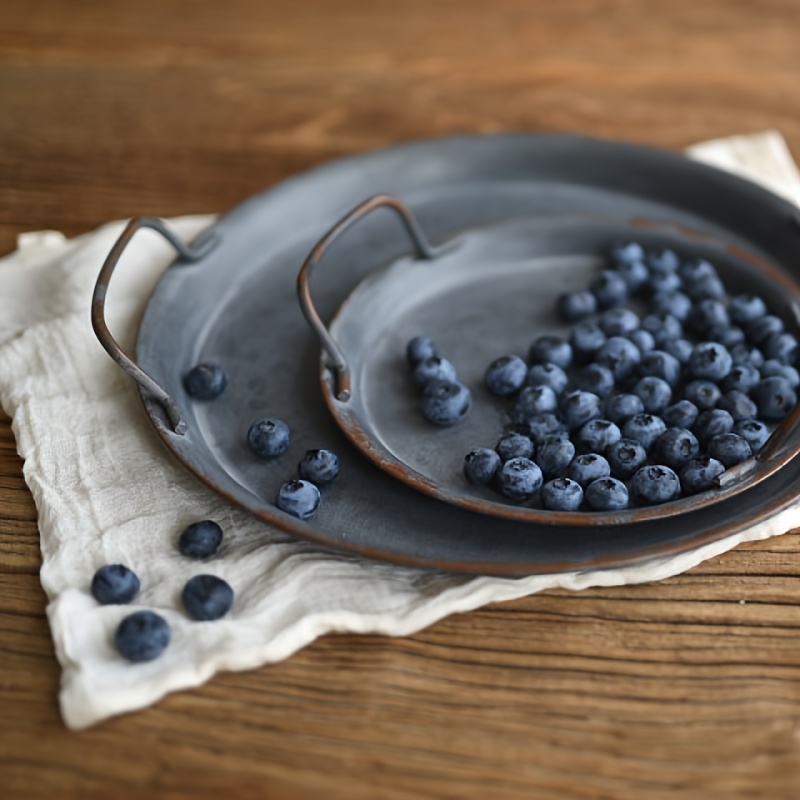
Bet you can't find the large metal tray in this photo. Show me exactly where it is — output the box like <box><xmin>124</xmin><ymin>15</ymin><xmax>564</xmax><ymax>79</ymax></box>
<box><xmin>93</xmin><ymin>134</ymin><xmax>800</xmax><ymax>575</ymax></box>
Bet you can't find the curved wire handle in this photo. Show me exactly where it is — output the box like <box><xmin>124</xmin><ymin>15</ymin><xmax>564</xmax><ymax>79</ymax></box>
<box><xmin>297</xmin><ymin>194</ymin><xmax>447</xmax><ymax>402</ymax></box>
<box><xmin>91</xmin><ymin>217</ymin><xmax>218</xmax><ymax>435</ymax></box>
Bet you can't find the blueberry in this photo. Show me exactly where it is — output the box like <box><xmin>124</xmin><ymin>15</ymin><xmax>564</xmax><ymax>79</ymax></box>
<box><xmin>178</xmin><ymin>520</ymin><xmax>223</xmax><ymax>559</ymax></box>
<box><xmin>526</xmin><ymin>363</ymin><xmax>569</xmax><ymax>395</ymax></box>
<box><xmin>730</xmin><ymin>344</ymin><xmax>765</xmax><ymax>369</ymax></box>
<box><xmin>464</xmin><ymin>448</ymin><xmax>502</xmax><ymax>485</ymax></box>
<box><xmin>686</xmin><ymin>274</ymin><xmax>726</xmax><ymax>303</ymax></box>
<box><xmin>688</xmin><ymin>342</ymin><xmax>733</xmax><ymax>382</ymax></box>
<box><xmin>495</xmin><ymin>433</ymin><xmax>535</xmax><ymax>462</ymax></box>
<box><xmin>763</xmin><ymin>332</ymin><xmax>798</xmax><ymax>365</ymax></box>
<box><xmin>693</xmin><ymin>409</ymin><xmax>734</xmax><ymax>444</ymax></box>
<box><xmin>183</xmin><ymin>363</ymin><xmax>227</xmax><ymax>400</ymax></box>
<box><xmin>611</xmin><ymin>241</ymin><xmax>646</xmax><ymax>264</ymax></box>
<box><xmin>638</xmin><ymin>350</ymin><xmax>682</xmax><ymax>387</ymax></box>
<box><xmin>729</xmin><ymin>294</ymin><xmax>767</xmax><ymax>325</ymax></box>
<box><xmin>182</xmin><ymin>574</ymin><xmax>234</xmax><ymax>621</ymax></box>
<box><xmin>591</xmin><ymin>270</ymin><xmax>629</xmax><ymax>309</ymax></box>
<box><xmin>573</xmin><ymin>364</ymin><xmax>615</xmax><ymax>397</ymax></box>
<box><xmin>653</xmin><ymin>428</ymin><xmax>700</xmax><ymax>471</ymax></box>
<box><xmin>684</xmin><ymin>379</ymin><xmax>721</xmax><ymax>411</ymax></box>
<box><xmin>541</xmin><ymin>477</ymin><xmax>584</xmax><ymax>511</ymax></box>
<box><xmin>707</xmin><ymin>433</ymin><xmax>753</xmax><ymax>468</ymax></box>
<box><xmin>721</xmin><ymin>364</ymin><xmax>761</xmax><ymax>393</ymax></box>
<box><xmin>662</xmin><ymin>338</ymin><xmax>694</xmax><ymax>365</ymax></box>
<box><xmin>750</xmin><ymin>376</ymin><xmax>797</xmax><ymax>420</ymax></box>
<box><xmin>628</xmin><ymin>329</ymin><xmax>656</xmax><ymax>354</ymax></box>
<box><xmin>570</xmin><ymin>322</ymin><xmax>607</xmax><ymax>364</ymax></box>
<box><xmin>605</xmin><ymin>393</ymin><xmax>645</xmax><ymax>425</ymax></box>
<box><xmin>680</xmin><ymin>455</ymin><xmax>726</xmax><ymax>495</ymax></box>
<box><xmin>536</xmin><ymin>434</ymin><xmax>576</xmax><ymax>479</ymax></box>
<box><xmin>613</xmin><ymin>260</ymin><xmax>650</xmax><ymax>294</ymax></box>
<box><xmin>717</xmin><ymin>390</ymin><xmax>757</xmax><ymax>422</ymax></box>
<box><xmin>529</xmin><ymin>336</ymin><xmax>573</xmax><ymax>369</ymax></box>
<box><xmin>276</xmin><ymin>479</ymin><xmax>321</xmax><ymax>520</ymax></box>
<box><xmin>247</xmin><ymin>417</ymin><xmax>290</xmax><ymax>459</ymax></box>
<box><xmin>484</xmin><ymin>355</ymin><xmax>527</xmax><ymax>396</ymax></box>
<box><xmin>746</xmin><ymin>315</ymin><xmax>784</xmax><ymax>346</ymax></box>
<box><xmin>595</xmin><ymin>336</ymin><xmax>642</xmax><ymax>381</ymax></box>
<box><xmin>606</xmin><ymin>438</ymin><xmax>648</xmax><ymax>480</ymax></box>
<box><xmin>761</xmin><ymin>360</ymin><xmax>799</xmax><ymax>388</ymax></box>
<box><xmin>575</xmin><ymin>419</ymin><xmax>621</xmax><ymax>454</ymax></box>
<box><xmin>513</xmin><ymin>413</ymin><xmax>566</xmax><ymax>443</ymax></box>
<box><xmin>420</xmin><ymin>380</ymin><xmax>471</xmax><ymax>426</ymax></box>
<box><xmin>651</xmin><ymin>291</ymin><xmax>692</xmax><ymax>322</ymax></box>
<box><xmin>632</xmin><ymin>464</ymin><xmax>681</xmax><ymax>505</ymax></box>
<box><xmin>114</xmin><ymin>611</ymin><xmax>171</xmax><ymax>663</ymax></box>
<box><xmin>298</xmin><ymin>449</ymin><xmax>340</xmax><ymax>485</ymax></box>
<box><xmin>662</xmin><ymin>400</ymin><xmax>699</xmax><ymax>430</ymax></box>
<box><xmin>679</xmin><ymin>258</ymin><xmax>718</xmax><ymax>285</ymax></box>
<box><xmin>647</xmin><ymin>248</ymin><xmax>680</xmax><ymax>273</ymax></box>
<box><xmin>513</xmin><ymin>385</ymin><xmax>559</xmax><ymax>420</ymax></box>
<box><xmin>566</xmin><ymin>453</ymin><xmax>611</xmax><ymax>487</ymax></box>
<box><xmin>560</xmin><ymin>390</ymin><xmax>602</xmax><ymax>431</ymax></box>
<box><xmin>633</xmin><ymin>377</ymin><xmax>673</xmax><ymax>414</ymax></box>
<box><xmin>622</xmin><ymin>413</ymin><xmax>667</xmax><ymax>451</ymax></box>
<box><xmin>557</xmin><ymin>290</ymin><xmax>597</xmax><ymax>322</ymax></box>
<box><xmin>497</xmin><ymin>457</ymin><xmax>543</xmax><ymax>501</ymax></box>
<box><xmin>406</xmin><ymin>336</ymin><xmax>438</xmax><ymax>367</ymax></box>
<box><xmin>648</xmin><ymin>270</ymin><xmax>682</xmax><ymax>296</ymax></box>
<box><xmin>707</xmin><ymin>324</ymin><xmax>745</xmax><ymax>349</ymax></box>
<box><xmin>688</xmin><ymin>300</ymin><xmax>729</xmax><ymax>335</ymax></box>
<box><xmin>91</xmin><ymin>565</ymin><xmax>140</xmax><ymax>605</ymax></box>
<box><xmin>585</xmin><ymin>477</ymin><xmax>629</xmax><ymax>511</ymax></box>
<box><xmin>641</xmin><ymin>313</ymin><xmax>683</xmax><ymax>347</ymax></box>
<box><xmin>413</xmin><ymin>356</ymin><xmax>458</xmax><ymax>387</ymax></box>
<box><xmin>733</xmin><ymin>419</ymin><xmax>770</xmax><ymax>453</ymax></box>
<box><xmin>601</xmin><ymin>308</ymin><xmax>640</xmax><ymax>337</ymax></box>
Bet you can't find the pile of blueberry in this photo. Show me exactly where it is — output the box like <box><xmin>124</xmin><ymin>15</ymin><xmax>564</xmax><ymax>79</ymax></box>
<box><xmin>454</xmin><ymin>241</ymin><xmax>798</xmax><ymax>512</ymax></box>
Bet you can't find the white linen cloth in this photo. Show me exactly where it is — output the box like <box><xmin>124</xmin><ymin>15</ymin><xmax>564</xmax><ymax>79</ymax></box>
<box><xmin>1</xmin><ymin>132</ymin><xmax>799</xmax><ymax>730</ymax></box>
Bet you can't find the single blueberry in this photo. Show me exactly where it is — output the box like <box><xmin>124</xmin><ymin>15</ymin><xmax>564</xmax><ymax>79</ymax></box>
<box><xmin>721</xmin><ymin>364</ymin><xmax>761</xmax><ymax>394</ymax></box>
<box><xmin>662</xmin><ymin>400</ymin><xmax>699</xmax><ymax>430</ymax></box>
<box><xmin>529</xmin><ymin>336</ymin><xmax>573</xmax><ymax>369</ymax></box>
<box><xmin>707</xmin><ymin>433</ymin><xmax>753</xmax><ymax>468</ymax></box>
<box><xmin>526</xmin><ymin>362</ymin><xmax>569</xmax><ymax>395</ymax></box>
<box><xmin>584</xmin><ymin>477</ymin><xmax>629</xmax><ymax>511</ymax></box>
<box><xmin>750</xmin><ymin>376</ymin><xmax>797</xmax><ymax>420</ymax></box>
<box><xmin>746</xmin><ymin>315</ymin><xmax>784</xmax><ymax>346</ymax></box>
<box><xmin>605</xmin><ymin>393</ymin><xmax>645</xmax><ymax>425</ymax></box>
<box><xmin>686</xmin><ymin>274</ymin><xmax>726</xmax><ymax>303</ymax></box>
<box><xmin>613</xmin><ymin>260</ymin><xmax>650</xmax><ymax>294</ymax></box>
<box><xmin>541</xmin><ymin>477</ymin><xmax>584</xmax><ymax>511</ymax></box>
<box><xmin>513</xmin><ymin>385</ymin><xmax>559</xmax><ymax>420</ymax></box>
<box><xmin>115</xmin><ymin>611</ymin><xmax>171</xmax><ymax>663</ymax></box>
<box><xmin>497</xmin><ymin>457</ymin><xmax>543</xmax><ymax>501</ymax></box>
<box><xmin>573</xmin><ymin>364</ymin><xmax>615</xmax><ymax>398</ymax></box>
<box><xmin>641</xmin><ymin>312</ymin><xmax>683</xmax><ymax>347</ymax></box>
<box><xmin>680</xmin><ymin>455</ymin><xmax>726</xmax><ymax>495</ymax></box>
<box><xmin>91</xmin><ymin>564</ymin><xmax>140</xmax><ymax>605</ymax></box>
<box><xmin>575</xmin><ymin>419</ymin><xmax>621</xmax><ymax>454</ymax></box>
<box><xmin>606</xmin><ymin>438</ymin><xmax>648</xmax><ymax>480</ymax></box>
<box><xmin>495</xmin><ymin>433</ymin><xmax>535</xmax><ymax>463</ymax></box>
<box><xmin>763</xmin><ymin>332</ymin><xmax>798</xmax><ymax>365</ymax></box>
<box><xmin>601</xmin><ymin>308</ymin><xmax>640</xmax><ymax>337</ymax></box>
<box><xmin>566</xmin><ymin>453</ymin><xmax>611</xmax><ymax>488</ymax></box>
<box><xmin>276</xmin><ymin>479</ymin><xmax>321</xmax><ymax>520</ymax></box>
<box><xmin>560</xmin><ymin>390</ymin><xmax>602</xmax><ymax>431</ymax></box>
<box><xmin>688</xmin><ymin>299</ymin><xmax>729</xmax><ymax>335</ymax></box>
<box><xmin>298</xmin><ymin>449</ymin><xmax>340</xmax><ymax>485</ymax></box>
<box><xmin>536</xmin><ymin>434</ymin><xmax>576</xmax><ymax>480</ymax></box>
<box><xmin>611</xmin><ymin>241</ymin><xmax>646</xmax><ymax>264</ymax></box>
<box><xmin>653</xmin><ymin>428</ymin><xmax>700</xmax><ymax>471</ymax></box>
<box><xmin>733</xmin><ymin>419</ymin><xmax>770</xmax><ymax>454</ymax></box>
<box><xmin>632</xmin><ymin>465</ymin><xmax>682</xmax><ymax>505</ymax></box>
<box><xmin>679</xmin><ymin>258</ymin><xmax>718</xmax><ymax>285</ymax></box>
<box><xmin>183</xmin><ymin>363</ymin><xmax>227</xmax><ymax>400</ymax></box>
<box><xmin>707</xmin><ymin>324</ymin><xmax>745</xmax><ymax>349</ymax></box>
<box><xmin>688</xmin><ymin>342</ymin><xmax>733</xmax><ymax>382</ymax></box>
<box><xmin>406</xmin><ymin>336</ymin><xmax>438</xmax><ymax>367</ymax></box>
<box><xmin>420</xmin><ymin>380</ymin><xmax>472</xmax><ymax>426</ymax></box>
<box><xmin>591</xmin><ymin>270</ymin><xmax>629</xmax><ymax>309</ymax></box>
<box><xmin>247</xmin><ymin>417</ymin><xmax>291</xmax><ymax>460</ymax></box>
<box><xmin>648</xmin><ymin>270</ymin><xmax>682</xmax><ymax>296</ymax></box>
<box><xmin>729</xmin><ymin>294</ymin><xmax>767</xmax><ymax>326</ymax></box>
<box><xmin>638</xmin><ymin>350</ymin><xmax>682</xmax><ymax>387</ymax></box>
<box><xmin>464</xmin><ymin>448</ymin><xmax>502</xmax><ymax>485</ymax></box>
<box><xmin>729</xmin><ymin>344</ymin><xmax>765</xmax><ymax>369</ymax></box>
<box><xmin>633</xmin><ymin>376</ymin><xmax>672</xmax><ymax>414</ymax></box>
<box><xmin>622</xmin><ymin>413</ymin><xmax>667</xmax><ymax>451</ymax></box>
<box><xmin>179</xmin><ymin>520</ymin><xmax>223</xmax><ymax>559</ymax></box>
<box><xmin>595</xmin><ymin>336</ymin><xmax>642</xmax><ymax>381</ymax></box>
<box><xmin>651</xmin><ymin>291</ymin><xmax>692</xmax><ymax>322</ymax></box>
<box><xmin>413</xmin><ymin>355</ymin><xmax>458</xmax><ymax>387</ymax></box>
<box><xmin>484</xmin><ymin>355</ymin><xmax>527</xmax><ymax>396</ymax></box>
<box><xmin>628</xmin><ymin>329</ymin><xmax>656</xmax><ymax>354</ymax></box>
<box><xmin>662</xmin><ymin>338</ymin><xmax>694</xmax><ymax>365</ymax></box>
<box><xmin>717</xmin><ymin>391</ymin><xmax>757</xmax><ymax>422</ymax></box>
<box><xmin>693</xmin><ymin>409</ymin><xmax>735</xmax><ymax>444</ymax></box>
<box><xmin>647</xmin><ymin>248</ymin><xmax>680</xmax><ymax>273</ymax></box>
<box><xmin>182</xmin><ymin>574</ymin><xmax>234</xmax><ymax>621</ymax></box>
<box><xmin>761</xmin><ymin>360</ymin><xmax>799</xmax><ymax>388</ymax></box>
<box><xmin>684</xmin><ymin>379</ymin><xmax>721</xmax><ymax>411</ymax></box>
<box><xmin>570</xmin><ymin>322</ymin><xmax>607</xmax><ymax>364</ymax></box>
<box><xmin>557</xmin><ymin>290</ymin><xmax>597</xmax><ymax>322</ymax></box>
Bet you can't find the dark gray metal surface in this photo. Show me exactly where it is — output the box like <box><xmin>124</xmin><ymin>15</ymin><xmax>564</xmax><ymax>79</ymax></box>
<box><xmin>130</xmin><ymin>134</ymin><xmax>800</xmax><ymax>574</ymax></box>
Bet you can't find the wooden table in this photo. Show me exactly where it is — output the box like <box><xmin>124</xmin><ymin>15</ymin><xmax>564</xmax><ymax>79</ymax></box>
<box><xmin>2</xmin><ymin>1</ymin><xmax>800</xmax><ymax>796</ymax></box>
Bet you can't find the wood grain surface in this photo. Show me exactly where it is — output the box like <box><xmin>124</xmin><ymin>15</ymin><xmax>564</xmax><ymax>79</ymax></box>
<box><xmin>2</xmin><ymin>1</ymin><xmax>800</xmax><ymax>797</ymax></box>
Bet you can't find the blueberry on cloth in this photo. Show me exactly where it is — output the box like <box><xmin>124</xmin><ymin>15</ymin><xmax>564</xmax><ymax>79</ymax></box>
<box><xmin>541</xmin><ymin>478</ymin><xmax>584</xmax><ymax>511</ymax></box>
<box><xmin>557</xmin><ymin>290</ymin><xmax>597</xmax><ymax>322</ymax></box>
<box><xmin>688</xmin><ymin>342</ymin><xmax>733</xmax><ymax>382</ymax></box>
<box><xmin>750</xmin><ymin>376</ymin><xmax>797</xmax><ymax>420</ymax></box>
<box><xmin>406</xmin><ymin>336</ymin><xmax>438</xmax><ymax>367</ymax></box>
<box><xmin>484</xmin><ymin>355</ymin><xmax>527</xmax><ymax>396</ymax></box>
<box><xmin>566</xmin><ymin>453</ymin><xmax>611</xmax><ymax>487</ymax></box>
<box><xmin>513</xmin><ymin>385</ymin><xmax>559</xmax><ymax>419</ymax></box>
<box><xmin>594</xmin><ymin>336</ymin><xmax>642</xmax><ymax>381</ymax></box>
<box><xmin>622</xmin><ymin>413</ymin><xmax>667</xmax><ymax>452</ymax></box>
<box><xmin>631</xmin><ymin>464</ymin><xmax>682</xmax><ymax>505</ymax></box>
<box><xmin>707</xmin><ymin>433</ymin><xmax>753</xmax><ymax>468</ymax></box>
<box><xmin>683</xmin><ymin>380</ymin><xmax>721</xmax><ymax>411</ymax></box>
<box><xmin>247</xmin><ymin>417</ymin><xmax>290</xmax><ymax>459</ymax></box>
<box><xmin>604</xmin><ymin>393</ymin><xmax>645</xmax><ymax>425</ymax></box>
<box><xmin>495</xmin><ymin>433</ymin><xmax>534</xmax><ymax>463</ymax></box>
<box><xmin>733</xmin><ymin>419</ymin><xmax>770</xmax><ymax>454</ymax></box>
<box><xmin>115</xmin><ymin>610</ymin><xmax>171</xmax><ymax>663</ymax></box>
<box><xmin>91</xmin><ymin>564</ymin><xmax>140</xmax><ymax>605</ymax></box>
<box><xmin>633</xmin><ymin>376</ymin><xmax>673</xmax><ymax>415</ymax></box>
<box><xmin>693</xmin><ymin>409</ymin><xmax>735</xmax><ymax>445</ymax></box>
<box><xmin>182</xmin><ymin>574</ymin><xmax>234</xmax><ymax>621</ymax></box>
<box><xmin>662</xmin><ymin>400</ymin><xmax>699</xmax><ymax>430</ymax></box>
<box><xmin>728</xmin><ymin>294</ymin><xmax>767</xmax><ymax>326</ymax></box>
<box><xmin>585</xmin><ymin>477</ymin><xmax>629</xmax><ymax>511</ymax></box>
<box><xmin>575</xmin><ymin>419</ymin><xmax>621</xmax><ymax>454</ymax></box>
<box><xmin>413</xmin><ymin>355</ymin><xmax>458</xmax><ymax>387</ymax></box>
<box><xmin>606</xmin><ymin>438</ymin><xmax>648</xmax><ymax>480</ymax></box>
<box><xmin>573</xmin><ymin>364</ymin><xmax>615</xmax><ymax>398</ymax></box>
<box><xmin>276</xmin><ymin>479</ymin><xmax>321</xmax><ymax>520</ymax></box>
<box><xmin>590</xmin><ymin>270</ymin><xmax>629</xmax><ymax>309</ymax></box>
<box><xmin>653</xmin><ymin>428</ymin><xmax>700</xmax><ymax>471</ymax></box>
<box><xmin>497</xmin><ymin>457</ymin><xmax>543</xmax><ymax>501</ymax></box>
<box><xmin>529</xmin><ymin>335</ymin><xmax>573</xmax><ymax>369</ymax></box>
<box><xmin>526</xmin><ymin>363</ymin><xmax>569</xmax><ymax>395</ymax></box>
<box><xmin>570</xmin><ymin>322</ymin><xmax>607</xmax><ymax>364</ymax></box>
<box><xmin>298</xmin><ymin>449</ymin><xmax>340</xmax><ymax>486</ymax></box>
<box><xmin>183</xmin><ymin>363</ymin><xmax>227</xmax><ymax>400</ymax></box>
<box><xmin>464</xmin><ymin>448</ymin><xmax>502</xmax><ymax>485</ymax></box>
<box><xmin>419</xmin><ymin>380</ymin><xmax>471</xmax><ymax>426</ymax></box>
<box><xmin>560</xmin><ymin>390</ymin><xmax>602</xmax><ymax>431</ymax></box>
<box><xmin>680</xmin><ymin>455</ymin><xmax>726</xmax><ymax>495</ymax></box>
<box><xmin>717</xmin><ymin>390</ymin><xmax>757</xmax><ymax>422</ymax></box>
<box><xmin>536</xmin><ymin>434</ymin><xmax>576</xmax><ymax>479</ymax></box>
<box><xmin>179</xmin><ymin>520</ymin><xmax>224</xmax><ymax>559</ymax></box>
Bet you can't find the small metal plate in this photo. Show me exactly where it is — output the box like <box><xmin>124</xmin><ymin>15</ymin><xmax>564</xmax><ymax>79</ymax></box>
<box><xmin>133</xmin><ymin>134</ymin><xmax>800</xmax><ymax>575</ymax></box>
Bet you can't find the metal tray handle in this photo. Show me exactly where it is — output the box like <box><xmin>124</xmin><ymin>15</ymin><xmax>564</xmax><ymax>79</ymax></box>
<box><xmin>297</xmin><ymin>194</ymin><xmax>447</xmax><ymax>402</ymax></box>
<box><xmin>91</xmin><ymin>217</ymin><xmax>217</xmax><ymax>435</ymax></box>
